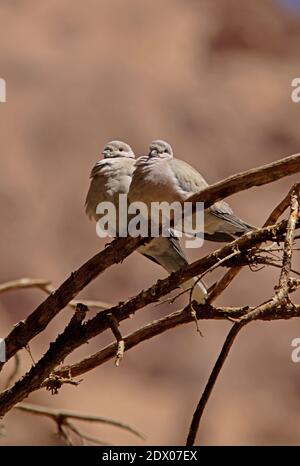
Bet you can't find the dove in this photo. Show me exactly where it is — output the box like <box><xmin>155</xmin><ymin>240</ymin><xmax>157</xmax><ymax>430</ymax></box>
<box><xmin>128</xmin><ymin>139</ymin><xmax>254</xmax><ymax>242</ymax></box>
<box><xmin>85</xmin><ymin>140</ymin><xmax>207</xmax><ymax>303</ymax></box>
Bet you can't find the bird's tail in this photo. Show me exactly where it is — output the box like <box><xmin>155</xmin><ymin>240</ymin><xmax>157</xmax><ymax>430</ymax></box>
<box><xmin>181</xmin><ymin>277</ymin><xmax>207</xmax><ymax>304</ymax></box>
<box><xmin>139</xmin><ymin>235</ymin><xmax>207</xmax><ymax>304</ymax></box>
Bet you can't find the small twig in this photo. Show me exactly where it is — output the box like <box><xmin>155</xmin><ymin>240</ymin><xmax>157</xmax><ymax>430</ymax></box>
<box><xmin>53</xmin><ymin>298</ymin><xmax>300</xmax><ymax>383</ymax></box>
<box><xmin>186</xmin><ymin>321</ymin><xmax>245</xmax><ymax>445</ymax></box>
<box><xmin>248</xmin><ymin>257</ymin><xmax>300</xmax><ymax>278</ymax></box>
<box><xmin>44</xmin><ymin>374</ymin><xmax>82</xmax><ymax>395</ymax></box>
<box><xmin>186</xmin><ymin>190</ymin><xmax>300</xmax><ymax>446</ymax></box>
<box><xmin>207</xmin><ymin>266</ymin><xmax>242</xmax><ymax>304</ymax></box>
<box><xmin>15</xmin><ymin>402</ymin><xmax>145</xmax><ymax>440</ymax></box>
<box><xmin>25</xmin><ymin>344</ymin><xmax>35</xmax><ymax>366</ymax></box>
<box><xmin>278</xmin><ymin>193</ymin><xmax>299</xmax><ymax>289</ymax></box>
<box><xmin>240</xmin><ymin>190</ymin><xmax>299</xmax><ymax>323</ymax></box>
<box><xmin>64</xmin><ymin>420</ymin><xmax>111</xmax><ymax>445</ymax></box>
<box><xmin>4</xmin><ymin>354</ymin><xmax>21</xmax><ymax>390</ymax></box>
<box><xmin>207</xmin><ymin>186</ymin><xmax>300</xmax><ymax>304</ymax></box>
<box><xmin>263</xmin><ymin>182</ymin><xmax>300</xmax><ymax>227</ymax></box>
<box><xmin>0</xmin><ymin>277</ymin><xmax>111</xmax><ymax>310</ymax></box>
<box><xmin>107</xmin><ymin>314</ymin><xmax>125</xmax><ymax>366</ymax></box>
<box><xmin>154</xmin><ymin>288</ymin><xmax>189</xmax><ymax>307</ymax></box>
<box><xmin>58</xmin><ymin>423</ymin><xmax>74</xmax><ymax>445</ymax></box>
<box><xmin>189</xmin><ymin>301</ymin><xmax>203</xmax><ymax>337</ymax></box>
<box><xmin>0</xmin><ymin>278</ymin><xmax>52</xmax><ymax>294</ymax></box>
<box><xmin>0</xmin><ymin>304</ymin><xmax>88</xmax><ymax>417</ymax></box>
<box><xmin>192</xmin><ymin>249</ymin><xmax>239</xmax><ymax>304</ymax></box>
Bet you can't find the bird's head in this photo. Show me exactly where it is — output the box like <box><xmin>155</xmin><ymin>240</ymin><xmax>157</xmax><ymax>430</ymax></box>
<box><xmin>102</xmin><ymin>140</ymin><xmax>135</xmax><ymax>159</ymax></box>
<box><xmin>148</xmin><ymin>140</ymin><xmax>173</xmax><ymax>159</ymax></box>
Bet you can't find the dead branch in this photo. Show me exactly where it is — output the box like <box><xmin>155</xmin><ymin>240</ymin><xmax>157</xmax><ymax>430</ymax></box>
<box><xmin>0</xmin><ymin>277</ymin><xmax>111</xmax><ymax>310</ymax></box>
<box><xmin>0</xmin><ymin>221</ymin><xmax>298</xmax><ymax>416</ymax></box>
<box><xmin>263</xmin><ymin>182</ymin><xmax>300</xmax><ymax>227</ymax></box>
<box><xmin>0</xmin><ymin>304</ymin><xmax>88</xmax><ymax>417</ymax></box>
<box><xmin>15</xmin><ymin>402</ymin><xmax>144</xmax><ymax>442</ymax></box>
<box><xmin>186</xmin><ymin>322</ymin><xmax>244</xmax><ymax>446</ymax></box>
<box><xmin>53</xmin><ymin>299</ymin><xmax>300</xmax><ymax>382</ymax></box>
<box><xmin>188</xmin><ymin>153</ymin><xmax>300</xmax><ymax>209</ymax></box>
<box><xmin>185</xmin><ymin>189</ymin><xmax>300</xmax><ymax>445</ymax></box>
<box><xmin>0</xmin><ymin>278</ymin><xmax>52</xmax><ymax>293</ymax></box>
<box><xmin>107</xmin><ymin>313</ymin><xmax>125</xmax><ymax>366</ymax></box>
<box><xmin>2</xmin><ymin>153</ymin><xmax>300</xmax><ymax>374</ymax></box>
<box><xmin>4</xmin><ymin>354</ymin><xmax>20</xmax><ymax>389</ymax></box>
<box><xmin>0</xmin><ymin>236</ymin><xmax>145</xmax><ymax>371</ymax></box>
<box><xmin>207</xmin><ymin>182</ymin><xmax>300</xmax><ymax>304</ymax></box>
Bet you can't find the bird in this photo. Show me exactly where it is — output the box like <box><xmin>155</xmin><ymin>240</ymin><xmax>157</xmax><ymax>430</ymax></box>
<box><xmin>85</xmin><ymin>140</ymin><xmax>207</xmax><ymax>303</ymax></box>
<box><xmin>128</xmin><ymin>139</ymin><xmax>254</xmax><ymax>242</ymax></box>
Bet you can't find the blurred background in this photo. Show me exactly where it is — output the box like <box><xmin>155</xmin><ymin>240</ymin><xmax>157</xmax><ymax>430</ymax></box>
<box><xmin>0</xmin><ymin>0</ymin><xmax>300</xmax><ymax>446</ymax></box>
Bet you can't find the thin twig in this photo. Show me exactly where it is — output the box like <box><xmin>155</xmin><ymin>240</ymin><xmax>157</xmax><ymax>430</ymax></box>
<box><xmin>186</xmin><ymin>322</ymin><xmax>245</xmax><ymax>445</ymax></box>
<box><xmin>107</xmin><ymin>314</ymin><xmax>125</xmax><ymax>366</ymax></box>
<box><xmin>207</xmin><ymin>184</ymin><xmax>300</xmax><ymax>304</ymax></box>
<box><xmin>15</xmin><ymin>402</ymin><xmax>144</xmax><ymax>440</ymax></box>
<box><xmin>0</xmin><ymin>277</ymin><xmax>111</xmax><ymax>310</ymax></box>
<box><xmin>53</xmin><ymin>297</ymin><xmax>300</xmax><ymax>382</ymax></box>
<box><xmin>4</xmin><ymin>354</ymin><xmax>21</xmax><ymax>389</ymax></box>
<box><xmin>64</xmin><ymin>420</ymin><xmax>111</xmax><ymax>446</ymax></box>
<box><xmin>186</xmin><ymin>189</ymin><xmax>300</xmax><ymax>445</ymax></box>
<box><xmin>240</xmin><ymin>190</ymin><xmax>299</xmax><ymax>323</ymax></box>
<box><xmin>263</xmin><ymin>182</ymin><xmax>300</xmax><ymax>227</ymax></box>
<box><xmin>0</xmin><ymin>304</ymin><xmax>88</xmax><ymax>417</ymax></box>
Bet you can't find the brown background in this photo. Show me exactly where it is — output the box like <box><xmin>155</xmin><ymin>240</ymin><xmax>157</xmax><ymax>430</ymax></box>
<box><xmin>0</xmin><ymin>0</ymin><xmax>300</xmax><ymax>445</ymax></box>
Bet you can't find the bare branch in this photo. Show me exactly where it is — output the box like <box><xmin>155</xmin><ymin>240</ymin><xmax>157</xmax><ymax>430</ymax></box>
<box><xmin>1</xmin><ymin>236</ymin><xmax>144</xmax><ymax>370</ymax></box>
<box><xmin>4</xmin><ymin>354</ymin><xmax>21</xmax><ymax>389</ymax></box>
<box><xmin>186</xmin><ymin>322</ymin><xmax>245</xmax><ymax>446</ymax></box>
<box><xmin>107</xmin><ymin>314</ymin><xmax>125</xmax><ymax>366</ymax></box>
<box><xmin>2</xmin><ymin>153</ymin><xmax>300</xmax><ymax>372</ymax></box>
<box><xmin>0</xmin><ymin>278</ymin><xmax>111</xmax><ymax>309</ymax></box>
<box><xmin>240</xmin><ymin>189</ymin><xmax>299</xmax><ymax>323</ymax></box>
<box><xmin>15</xmin><ymin>402</ymin><xmax>144</xmax><ymax>441</ymax></box>
<box><xmin>263</xmin><ymin>182</ymin><xmax>300</xmax><ymax>227</ymax></box>
<box><xmin>0</xmin><ymin>221</ymin><xmax>298</xmax><ymax>417</ymax></box>
<box><xmin>207</xmin><ymin>184</ymin><xmax>300</xmax><ymax>304</ymax></box>
<box><xmin>188</xmin><ymin>153</ymin><xmax>300</xmax><ymax>209</ymax></box>
<box><xmin>53</xmin><ymin>299</ymin><xmax>300</xmax><ymax>382</ymax></box>
<box><xmin>0</xmin><ymin>278</ymin><xmax>52</xmax><ymax>294</ymax></box>
<box><xmin>186</xmin><ymin>189</ymin><xmax>300</xmax><ymax>446</ymax></box>
<box><xmin>0</xmin><ymin>304</ymin><xmax>88</xmax><ymax>417</ymax></box>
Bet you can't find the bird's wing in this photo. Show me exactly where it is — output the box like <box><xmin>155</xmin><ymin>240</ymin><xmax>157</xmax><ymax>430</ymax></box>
<box><xmin>85</xmin><ymin>158</ymin><xmax>135</xmax><ymax>219</ymax></box>
<box><xmin>170</xmin><ymin>158</ymin><xmax>254</xmax><ymax>239</ymax></box>
<box><xmin>169</xmin><ymin>158</ymin><xmax>208</xmax><ymax>196</ymax></box>
<box><xmin>209</xmin><ymin>201</ymin><xmax>254</xmax><ymax>235</ymax></box>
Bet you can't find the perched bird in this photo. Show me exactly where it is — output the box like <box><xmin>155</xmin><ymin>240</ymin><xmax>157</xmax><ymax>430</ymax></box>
<box><xmin>85</xmin><ymin>140</ymin><xmax>135</xmax><ymax>237</ymax></box>
<box><xmin>85</xmin><ymin>140</ymin><xmax>207</xmax><ymax>303</ymax></box>
<box><xmin>129</xmin><ymin>139</ymin><xmax>254</xmax><ymax>242</ymax></box>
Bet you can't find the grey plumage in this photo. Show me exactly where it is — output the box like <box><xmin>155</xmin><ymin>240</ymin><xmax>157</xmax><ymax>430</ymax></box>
<box><xmin>85</xmin><ymin>140</ymin><xmax>207</xmax><ymax>303</ymax></box>
<box><xmin>129</xmin><ymin>139</ymin><xmax>254</xmax><ymax>242</ymax></box>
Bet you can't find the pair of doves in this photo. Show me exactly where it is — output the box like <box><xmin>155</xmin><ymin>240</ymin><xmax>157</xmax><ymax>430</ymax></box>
<box><xmin>85</xmin><ymin>140</ymin><xmax>253</xmax><ymax>303</ymax></box>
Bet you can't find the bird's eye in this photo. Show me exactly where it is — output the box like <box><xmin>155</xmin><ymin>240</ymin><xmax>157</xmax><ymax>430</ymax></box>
<box><xmin>164</xmin><ymin>149</ymin><xmax>168</xmax><ymax>153</ymax></box>
<box><xmin>119</xmin><ymin>148</ymin><xmax>123</xmax><ymax>152</ymax></box>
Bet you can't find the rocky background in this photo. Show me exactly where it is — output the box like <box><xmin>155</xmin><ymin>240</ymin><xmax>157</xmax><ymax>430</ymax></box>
<box><xmin>0</xmin><ymin>0</ymin><xmax>300</xmax><ymax>445</ymax></box>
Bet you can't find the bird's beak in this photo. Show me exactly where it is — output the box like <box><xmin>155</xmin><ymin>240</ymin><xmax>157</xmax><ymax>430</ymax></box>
<box><xmin>148</xmin><ymin>149</ymin><xmax>158</xmax><ymax>157</ymax></box>
<box><xmin>102</xmin><ymin>150</ymin><xmax>109</xmax><ymax>157</ymax></box>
